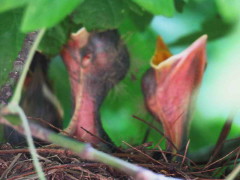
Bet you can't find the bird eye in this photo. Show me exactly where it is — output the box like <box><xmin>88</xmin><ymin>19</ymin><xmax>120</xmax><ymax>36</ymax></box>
<box><xmin>80</xmin><ymin>48</ymin><xmax>92</xmax><ymax>68</ymax></box>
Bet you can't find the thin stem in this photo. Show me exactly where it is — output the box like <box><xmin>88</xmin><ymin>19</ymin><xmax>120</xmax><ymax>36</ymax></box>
<box><xmin>0</xmin><ymin>115</ymin><xmax>180</xmax><ymax>180</ymax></box>
<box><xmin>225</xmin><ymin>164</ymin><xmax>240</xmax><ymax>180</ymax></box>
<box><xmin>10</xmin><ymin>29</ymin><xmax>45</xmax><ymax>104</ymax></box>
<box><xmin>8</xmin><ymin>103</ymin><xmax>46</xmax><ymax>180</ymax></box>
<box><xmin>6</xmin><ymin>29</ymin><xmax>46</xmax><ymax>180</ymax></box>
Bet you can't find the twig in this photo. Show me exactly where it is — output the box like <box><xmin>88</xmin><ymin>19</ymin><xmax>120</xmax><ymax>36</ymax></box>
<box><xmin>72</xmin><ymin>166</ymin><xmax>109</xmax><ymax>180</ymax></box>
<box><xmin>187</xmin><ymin>166</ymin><xmax>221</xmax><ymax>174</ymax></box>
<box><xmin>122</xmin><ymin>141</ymin><xmax>167</xmax><ymax>168</ymax></box>
<box><xmin>5</xmin><ymin>29</ymin><xmax>46</xmax><ymax>180</ymax></box>
<box><xmin>8</xmin><ymin>103</ymin><xmax>46</xmax><ymax>180</ymax></box>
<box><xmin>7</xmin><ymin>164</ymin><xmax>80</xmax><ymax>180</ymax></box>
<box><xmin>10</xmin><ymin>29</ymin><xmax>45</xmax><ymax>104</ymax></box>
<box><xmin>132</xmin><ymin>115</ymin><xmax>178</xmax><ymax>151</ymax></box>
<box><xmin>204</xmin><ymin>147</ymin><xmax>240</xmax><ymax>170</ymax></box>
<box><xmin>234</xmin><ymin>149</ymin><xmax>240</xmax><ymax>167</ymax></box>
<box><xmin>0</xmin><ymin>32</ymin><xmax>37</xmax><ymax>107</ymax></box>
<box><xmin>148</xmin><ymin>149</ymin><xmax>198</xmax><ymax>167</ymax></box>
<box><xmin>0</xmin><ymin>115</ymin><xmax>181</xmax><ymax>180</ymax></box>
<box><xmin>189</xmin><ymin>137</ymin><xmax>240</xmax><ymax>163</ymax></box>
<box><xmin>0</xmin><ymin>153</ymin><xmax>22</xmax><ymax>179</ymax></box>
<box><xmin>157</xmin><ymin>145</ymin><xmax>169</xmax><ymax>163</ymax></box>
<box><xmin>207</xmin><ymin>115</ymin><xmax>234</xmax><ymax>165</ymax></box>
<box><xmin>0</xmin><ymin>148</ymin><xmax>76</xmax><ymax>156</ymax></box>
<box><xmin>225</xmin><ymin>163</ymin><xmax>240</xmax><ymax>180</ymax></box>
<box><xmin>181</xmin><ymin>140</ymin><xmax>190</xmax><ymax>167</ymax></box>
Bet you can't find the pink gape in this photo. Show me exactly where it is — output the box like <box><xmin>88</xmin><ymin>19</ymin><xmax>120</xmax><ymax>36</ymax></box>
<box><xmin>61</xmin><ymin>28</ymin><xmax>129</xmax><ymax>149</ymax></box>
<box><xmin>142</xmin><ymin>35</ymin><xmax>207</xmax><ymax>151</ymax></box>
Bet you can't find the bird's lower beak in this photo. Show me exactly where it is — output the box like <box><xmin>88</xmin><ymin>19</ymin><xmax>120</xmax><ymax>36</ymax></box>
<box><xmin>143</xmin><ymin>35</ymin><xmax>207</xmax><ymax>150</ymax></box>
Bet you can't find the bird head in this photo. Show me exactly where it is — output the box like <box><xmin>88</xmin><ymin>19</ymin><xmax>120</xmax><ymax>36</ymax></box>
<box><xmin>62</xmin><ymin>28</ymin><xmax>129</xmax><ymax>103</ymax></box>
<box><xmin>61</xmin><ymin>28</ymin><xmax>129</xmax><ymax>147</ymax></box>
<box><xmin>142</xmin><ymin>35</ymin><xmax>207</xmax><ymax>150</ymax></box>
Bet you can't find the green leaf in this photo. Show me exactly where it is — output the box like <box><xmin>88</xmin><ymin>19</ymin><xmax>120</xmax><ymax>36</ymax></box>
<box><xmin>4</xmin><ymin>114</ymin><xmax>21</xmax><ymax>125</ymax></box>
<box><xmin>72</xmin><ymin>0</ymin><xmax>127</xmax><ymax>31</ymax></box>
<box><xmin>21</xmin><ymin>0</ymin><xmax>84</xmax><ymax>32</ymax></box>
<box><xmin>39</xmin><ymin>26</ymin><xmax>67</xmax><ymax>57</ymax></box>
<box><xmin>131</xmin><ymin>0</ymin><xmax>175</xmax><ymax>16</ymax></box>
<box><xmin>101</xmin><ymin>29</ymin><xmax>157</xmax><ymax>146</ymax></box>
<box><xmin>39</xmin><ymin>17</ymin><xmax>80</xmax><ymax>57</ymax></box>
<box><xmin>170</xmin><ymin>16</ymin><xmax>232</xmax><ymax>46</ymax></box>
<box><xmin>0</xmin><ymin>9</ymin><xmax>25</xmax><ymax>88</ymax></box>
<box><xmin>48</xmin><ymin>56</ymin><xmax>71</xmax><ymax>128</ymax></box>
<box><xmin>122</xmin><ymin>0</ymin><xmax>153</xmax><ymax>31</ymax></box>
<box><xmin>0</xmin><ymin>0</ymin><xmax>28</xmax><ymax>12</ymax></box>
<box><xmin>174</xmin><ymin>0</ymin><xmax>187</xmax><ymax>13</ymax></box>
<box><xmin>215</xmin><ymin>0</ymin><xmax>240</xmax><ymax>23</ymax></box>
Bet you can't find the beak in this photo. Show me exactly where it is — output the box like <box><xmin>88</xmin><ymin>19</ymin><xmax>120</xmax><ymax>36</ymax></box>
<box><xmin>61</xmin><ymin>28</ymin><xmax>90</xmax><ymax>99</ymax></box>
<box><xmin>142</xmin><ymin>35</ymin><xmax>207</xmax><ymax>150</ymax></box>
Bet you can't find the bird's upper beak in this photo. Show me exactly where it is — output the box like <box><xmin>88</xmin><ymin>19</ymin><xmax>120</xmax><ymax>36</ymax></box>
<box><xmin>61</xmin><ymin>28</ymin><xmax>90</xmax><ymax>99</ymax></box>
<box><xmin>143</xmin><ymin>35</ymin><xmax>207</xmax><ymax>150</ymax></box>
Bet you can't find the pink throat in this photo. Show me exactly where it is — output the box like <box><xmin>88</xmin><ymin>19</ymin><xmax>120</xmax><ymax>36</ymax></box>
<box><xmin>74</xmin><ymin>91</ymin><xmax>100</xmax><ymax>144</ymax></box>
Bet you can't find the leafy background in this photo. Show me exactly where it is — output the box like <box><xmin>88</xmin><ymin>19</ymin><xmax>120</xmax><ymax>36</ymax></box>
<box><xmin>0</xmin><ymin>0</ymin><xmax>240</xmax><ymax>153</ymax></box>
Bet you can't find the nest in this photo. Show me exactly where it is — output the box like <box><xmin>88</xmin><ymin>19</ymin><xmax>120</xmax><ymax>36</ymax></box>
<box><xmin>0</xmin><ymin>140</ymin><xmax>239</xmax><ymax>180</ymax></box>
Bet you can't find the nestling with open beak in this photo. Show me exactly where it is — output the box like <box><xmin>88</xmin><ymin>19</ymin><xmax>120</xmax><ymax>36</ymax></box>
<box><xmin>4</xmin><ymin>52</ymin><xmax>63</xmax><ymax>146</ymax></box>
<box><xmin>142</xmin><ymin>35</ymin><xmax>207</xmax><ymax>151</ymax></box>
<box><xmin>61</xmin><ymin>28</ymin><xmax>129</xmax><ymax>150</ymax></box>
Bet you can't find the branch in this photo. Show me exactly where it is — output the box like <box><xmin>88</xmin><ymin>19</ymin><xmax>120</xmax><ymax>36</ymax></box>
<box><xmin>226</xmin><ymin>164</ymin><xmax>240</xmax><ymax>180</ymax></box>
<box><xmin>0</xmin><ymin>32</ymin><xmax>37</xmax><ymax>107</ymax></box>
<box><xmin>0</xmin><ymin>107</ymin><xmax>181</xmax><ymax>180</ymax></box>
<box><xmin>2</xmin><ymin>29</ymin><xmax>46</xmax><ymax>180</ymax></box>
<box><xmin>7</xmin><ymin>103</ymin><xmax>46</xmax><ymax>180</ymax></box>
<box><xmin>10</xmin><ymin>29</ymin><xmax>46</xmax><ymax>104</ymax></box>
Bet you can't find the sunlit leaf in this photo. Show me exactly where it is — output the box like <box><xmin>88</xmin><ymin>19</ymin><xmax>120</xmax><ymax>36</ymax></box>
<box><xmin>39</xmin><ymin>18</ymin><xmax>80</xmax><ymax>57</ymax></box>
<box><xmin>170</xmin><ymin>16</ymin><xmax>232</xmax><ymax>46</ymax></box>
<box><xmin>21</xmin><ymin>0</ymin><xmax>84</xmax><ymax>32</ymax></box>
<box><xmin>131</xmin><ymin>0</ymin><xmax>175</xmax><ymax>16</ymax></box>
<box><xmin>0</xmin><ymin>0</ymin><xmax>28</xmax><ymax>12</ymax></box>
<box><xmin>122</xmin><ymin>0</ymin><xmax>153</xmax><ymax>31</ymax></box>
<box><xmin>216</xmin><ymin>0</ymin><xmax>240</xmax><ymax>23</ymax></box>
<box><xmin>0</xmin><ymin>9</ymin><xmax>25</xmax><ymax>88</ymax></box>
<box><xmin>72</xmin><ymin>0</ymin><xmax>127</xmax><ymax>31</ymax></box>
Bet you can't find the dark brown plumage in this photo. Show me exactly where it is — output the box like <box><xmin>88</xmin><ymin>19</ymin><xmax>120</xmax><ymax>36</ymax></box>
<box><xmin>4</xmin><ymin>52</ymin><xmax>63</xmax><ymax>147</ymax></box>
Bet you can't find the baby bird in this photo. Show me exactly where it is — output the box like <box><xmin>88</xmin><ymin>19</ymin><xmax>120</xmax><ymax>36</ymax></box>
<box><xmin>4</xmin><ymin>52</ymin><xmax>63</xmax><ymax>146</ymax></box>
<box><xmin>61</xmin><ymin>28</ymin><xmax>130</xmax><ymax>150</ymax></box>
<box><xmin>142</xmin><ymin>35</ymin><xmax>207</xmax><ymax>151</ymax></box>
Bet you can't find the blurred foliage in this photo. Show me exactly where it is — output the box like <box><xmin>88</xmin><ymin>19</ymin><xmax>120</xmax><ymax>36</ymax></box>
<box><xmin>132</xmin><ymin>0</ymin><xmax>175</xmax><ymax>16</ymax></box>
<box><xmin>216</xmin><ymin>0</ymin><xmax>240</xmax><ymax>23</ymax></box>
<box><xmin>0</xmin><ymin>9</ymin><xmax>25</xmax><ymax>88</ymax></box>
<box><xmin>39</xmin><ymin>17</ymin><xmax>80</xmax><ymax>56</ymax></box>
<box><xmin>0</xmin><ymin>0</ymin><xmax>28</xmax><ymax>12</ymax></box>
<box><xmin>72</xmin><ymin>0</ymin><xmax>127</xmax><ymax>30</ymax></box>
<box><xmin>48</xmin><ymin>56</ymin><xmax>72</xmax><ymax>128</ymax></box>
<box><xmin>21</xmin><ymin>0</ymin><xmax>84</xmax><ymax>32</ymax></box>
<box><xmin>170</xmin><ymin>15</ymin><xmax>233</xmax><ymax>46</ymax></box>
<box><xmin>0</xmin><ymin>0</ymin><xmax>239</xmax><ymax>154</ymax></box>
